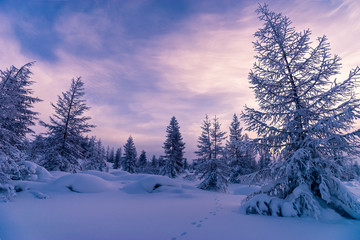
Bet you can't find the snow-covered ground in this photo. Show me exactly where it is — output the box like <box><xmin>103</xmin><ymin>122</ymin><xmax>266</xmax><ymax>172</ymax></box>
<box><xmin>1</xmin><ymin>169</ymin><xmax>360</xmax><ymax>240</ymax></box>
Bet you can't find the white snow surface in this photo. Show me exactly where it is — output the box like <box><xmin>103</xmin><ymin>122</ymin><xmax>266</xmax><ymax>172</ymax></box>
<box><xmin>1</xmin><ymin>169</ymin><xmax>360</xmax><ymax>240</ymax></box>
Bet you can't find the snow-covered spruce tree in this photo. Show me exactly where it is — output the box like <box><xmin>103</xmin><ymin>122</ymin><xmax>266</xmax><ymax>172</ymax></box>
<box><xmin>108</xmin><ymin>148</ymin><xmax>115</xmax><ymax>163</ymax></box>
<box><xmin>161</xmin><ymin>116</ymin><xmax>185</xmax><ymax>178</ymax></box>
<box><xmin>40</xmin><ymin>77</ymin><xmax>94</xmax><ymax>172</ymax></box>
<box><xmin>83</xmin><ymin>137</ymin><xmax>107</xmax><ymax>171</ymax></box>
<box><xmin>149</xmin><ymin>155</ymin><xmax>160</xmax><ymax>175</ymax></box>
<box><xmin>196</xmin><ymin>115</ymin><xmax>229</xmax><ymax>192</ymax></box>
<box><xmin>122</xmin><ymin>136</ymin><xmax>137</xmax><ymax>173</ymax></box>
<box><xmin>228</xmin><ymin>133</ymin><xmax>257</xmax><ymax>183</ymax></box>
<box><xmin>195</xmin><ymin>114</ymin><xmax>212</xmax><ymax>162</ymax></box>
<box><xmin>113</xmin><ymin>147</ymin><xmax>122</xmax><ymax>169</ymax></box>
<box><xmin>0</xmin><ymin>63</ymin><xmax>41</xmax><ymax>179</ymax></box>
<box><xmin>137</xmin><ymin>150</ymin><xmax>147</xmax><ymax>173</ymax></box>
<box><xmin>226</xmin><ymin>114</ymin><xmax>246</xmax><ymax>183</ymax></box>
<box><xmin>241</xmin><ymin>4</ymin><xmax>360</xmax><ymax>219</ymax></box>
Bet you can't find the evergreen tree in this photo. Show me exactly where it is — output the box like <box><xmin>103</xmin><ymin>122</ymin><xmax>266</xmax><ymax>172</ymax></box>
<box><xmin>108</xmin><ymin>148</ymin><xmax>115</xmax><ymax>163</ymax></box>
<box><xmin>122</xmin><ymin>136</ymin><xmax>137</xmax><ymax>173</ymax></box>
<box><xmin>105</xmin><ymin>146</ymin><xmax>110</xmax><ymax>161</ymax></box>
<box><xmin>40</xmin><ymin>77</ymin><xmax>94</xmax><ymax>172</ymax></box>
<box><xmin>183</xmin><ymin>158</ymin><xmax>189</xmax><ymax>171</ymax></box>
<box><xmin>258</xmin><ymin>144</ymin><xmax>272</xmax><ymax>171</ymax></box>
<box><xmin>149</xmin><ymin>155</ymin><xmax>159</xmax><ymax>175</ymax></box>
<box><xmin>241</xmin><ymin>5</ymin><xmax>360</xmax><ymax>219</ymax></box>
<box><xmin>113</xmin><ymin>147</ymin><xmax>122</xmax><ymax>169</ymax></box>
<box><xmin>138</xmin><ymin>150</ymin><xmax>147</xmax><ymax>172</ymax></box>
<box><xmin>0</xmin><ymin>63</ymin><xmax>41</xmax><ymax>182</ymax></box>
<box><xmin>161</xmin><ymin>116</ymin><xmax>186</xmax><ymax>178</ymax></box>
<box><xmin>226</xmin><ymin>114</ymin><xmax>244</xmax><ymax>163</ymax></box>
<box><xmin>83</xmin><ymin>137</ymin><xmax>107</xmax><ymax>171</ymax></box>
<box><xmin>196</xmin><ymin>115</ymin><xmax>229</xmax><ymax>192</ymax></box>
<box><xmin>229</xmin><ymin>134</ymin><xmax>257</xmax><ymax>183</ymax></box>
<box><xmin>195</xmin><ymin>114</ymin><xmax>212</xmax><ymax>161</ymax></box>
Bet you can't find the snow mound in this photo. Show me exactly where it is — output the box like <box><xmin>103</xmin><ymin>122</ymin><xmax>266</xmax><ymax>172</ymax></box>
<box><xmin>121</xmin><ymin>175</ymin><xmax>181</xmax><ymax>194</ymax></box>
<box><xmin>19</xmin><ymin>161</ymin><xmax>54</xmax><ymax>182</ymax></box>
<box><xmin>110</xmin><ymin>170</ymin><xmax>131</xmax><ymax>176</ymax></box>
<box><xmin>52</xmin><ymin>173</ymin><xmax>111</xmax><ymax>193</ymax></box>
<box><xmin>82</xmin><ymin>170</ymin><xmax>117</xmax><ymax>181</ymax></box>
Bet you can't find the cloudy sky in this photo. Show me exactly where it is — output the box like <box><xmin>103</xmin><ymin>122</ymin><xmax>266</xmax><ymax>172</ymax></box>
<box><xmin>1</xmin><ymin>0</ymin><xmax>359</xmax><ymax>159</ymax></box>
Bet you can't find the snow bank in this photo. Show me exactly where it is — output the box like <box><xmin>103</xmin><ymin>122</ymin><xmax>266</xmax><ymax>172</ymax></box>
<box><xmin>110</xmin><ymin>170</ymin><xmax>131</xmax><ymax>176</ymax></box>
<box><xmin>19</xmin><ymin>161</ymin><xmax>54</xmax><ymax>182</ymax></box>
<box><xmin>121</xmin><ymin>175</ymin><xmax>181</xmax><ymax>194</ymax></box>
<box><xmin>52</xmin><ymin>173</ymin><xmax>111</xmax><ymax>193</ymax></box>
<box><xmin>82</xmin><ymin>170</ymin><xmax>118</xmax><ymax>181</ymax></box>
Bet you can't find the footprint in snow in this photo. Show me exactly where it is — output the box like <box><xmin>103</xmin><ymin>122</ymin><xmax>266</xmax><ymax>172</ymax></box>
<box><xmin>180</xmin><ymin>232</ymin><xmax>187</xmax><ymax>236</ymax></box>
<box><xmin>196</xmin><ymin>224</ymin><xmax>202</xmax><ymax>228</ymax></box>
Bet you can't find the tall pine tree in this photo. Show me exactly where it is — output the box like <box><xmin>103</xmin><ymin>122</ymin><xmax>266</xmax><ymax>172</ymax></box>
<box><xmin>0</xmin><ymin>63</ymin><xmax>41</xmax><ymax>179</ymax></box>
<box><xmin>40</xmin><ymin>77</ymin><xmax>94</xmax><ymax>172</ymax></box>
<box><xmin>196</xmin><ymin>115</ymin><xmax>229</xmax><ymax>192</ymax></box>
<box><xmin>0</xmin><ymin>62</ymin><xmax>40</xmax><ymax>199</ymax></box>
<box><xmin>138</xmin><ymin>150</ymin><xmax>147</xmax><ymax>173</ymax></box>
<box><xmin>161</xmin><ymin>116</ymin><xmax>185</xmax><ymax>178</ymax></box>
<box><xmin>241</xmin><ymin>4</ymin><xmax>360</xmax><ymax>219</ymax></box>
<box><xmin>83</xmin><ymin>137</ymin><xmax>107</xmax><ymax>171</ymax></box>
<box><xmin>122</xmin><ymin>136</ymin><xmax>137</xmax><ymax>173</ymax></box>
<box><xmin>113</xmin><ymin>147</ymin><xmax>122</xmax><ymax>170</ymax></box>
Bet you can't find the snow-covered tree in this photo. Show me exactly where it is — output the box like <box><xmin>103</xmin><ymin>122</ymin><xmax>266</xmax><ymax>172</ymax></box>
<box><xmin>40</xmin><ymin>77</ymin><xmax>94</xmax><ymax>172</ymax></box>
<box><xmin>195</xmin><ymin>115</ymin><xmax>212</xmax><ymax>161</ymax></box>
<box><xmin>113</xmin><ymin>147</ymin><xmax>122</xmax><ymax>169</ymax></box>
<box><xmin>226</xmin><ymin>114</ymin><xmax>244</xmax><ymax>161</ymax></box>
<box><xmin>229</xmin><ymin>134</ymin><xmax>257</xmax><ymax>183</ymax></box>
<box><xmin>161</xmin><ymin>116</ymin><xmax>185</xmax><ymax>178</ymax></box>
<box><xmin>107</xmin><ymin>148</ymin><xmax>115</xmax><ymax>163</ymax></box>
<box><xmin>122</xmin><ymin>136</ymin><xmax>137</xmax><ymax>173</ymax></box>
<box><xmin>82</xmin><ymin>137</ymin><xmax>106</xmax><ymax>171</ymax></box>
<box><xmin>138</xmin><ymin>150</ymin><xmax>147</xmax><ymax>172</ymax></box>
<box><xmin>0</xmin><ymin>63</ymin><xmax>41</xmax><ymax>182</ymax></box>
<box><xmin>226</xmin><ymin>114</ymin><xmax>250</xmax><ymax>183</ymax></box>
<box><xmin>0</xmin><ymin>63</ymin><xmax>41</xmax><ymax>153</ymax></box>
<box><xmin>241</xmin><ymin>4</ymin><xmax>360</xmax><ymax>219</ymax></box>
<box><xmin>196</xmin><ymin>115</ymin><xmax>229</xmax><ymax>192</ymax></box>
<box><xmin>258</xmin><ymin>143</ymin><xmax>272</xmax><ymax>171</ymax></box>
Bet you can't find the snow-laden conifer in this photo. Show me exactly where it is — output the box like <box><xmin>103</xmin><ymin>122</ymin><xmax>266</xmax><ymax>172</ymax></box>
<box><xmin>161</xmin><ymin>116</ymin><xmax>186</xmax><ymax>178</ymax></box>
<box><xmin>196</xmin><ymin>115</ymin><xmax>229</xmax><ymax>192</ymax></box>
<box><xmin>122</xmin><ymin>136</ymin><xmax>137</xmax><ymax>173</ymax></box>
<box><xmin>241</xmin><ymin>4</ymin><xmax>360</xmax><ymax>219</ymax></box>
<box><xmin>229</xmin><ymin>134</ymin><xmax>257</xmax><ymax>183</ymax></box>
<box><xmin>137</xmin><ymin>150</ymin><xmax>147</xmax><ymax>172</ymax></box>
<box><xmin>113</xmin><ymin>147</ymin><xmax>122</xmax><ymax>169</ymax></box>
<box><xmin>0</xmin><ymin>62</ymin><xmax>40</xmax><ymax>192</ymax></box>
<box><xmin>83</xmin><ymin>137</ymin><xmax>107</xmax><ymax>171</ymax></box>
<box><xmin>107</xmin><ymin>148</ymin><xmax>115</xmax><ymax>163</ymax></box>
<box><xmin>40</xmin><ymin>77</ymin><xmax>94</xmax><ymax>172</ymax></box>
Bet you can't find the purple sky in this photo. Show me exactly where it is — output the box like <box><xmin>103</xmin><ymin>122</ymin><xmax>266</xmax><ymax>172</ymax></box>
<box><xmin>1</xmin><ymin>0</ymin><xmax>359</xmax><ymax>160</ymax></box>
